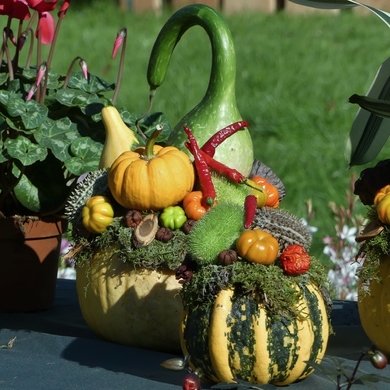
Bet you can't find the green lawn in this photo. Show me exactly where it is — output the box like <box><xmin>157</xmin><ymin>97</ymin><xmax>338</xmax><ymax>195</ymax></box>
<box><xmin>46</xmin><ymin>1</ymin><xmax>390</xmax><ymax>259</ymax></box>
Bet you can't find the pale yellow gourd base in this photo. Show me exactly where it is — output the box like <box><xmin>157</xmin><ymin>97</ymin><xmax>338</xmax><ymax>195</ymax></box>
<box><xmin>76</xmin><ymin>244</ymin><xmax>183</xmax><ymax>354</ymax></box>
<box><xmin>358</xmin><ymin>256</ymin><xmax>390</xmax><ymax>358</ymax></box>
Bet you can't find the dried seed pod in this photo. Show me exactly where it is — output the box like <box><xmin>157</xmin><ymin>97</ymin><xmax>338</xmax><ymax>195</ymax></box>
<box><xmin>252</xmin><ymin>207</ymin><xmax>312</xmax><ymax>253</ymax></box>
<box><xmin>218</xmin><ymin>249</ymin><xmax>237</xmax><ymax>266</ymax></box>
<box><xmin>156</xmin><ymin>227</ymin><xmax>173</xmax><ymax>242</ymax></box>
<box><xmin>182</xmin><ymin>219</ymin><xmax>196</xmax><ymax>234</ymax></box>
<box><xmin>133</xmin><ymin>213</ymin><xmax>158</xmax><ymax>247</ymax></box>
<box><xmin>124</xmin><ymin>209</ymin><xmax>143</xmax><ymax>228</ymax></box>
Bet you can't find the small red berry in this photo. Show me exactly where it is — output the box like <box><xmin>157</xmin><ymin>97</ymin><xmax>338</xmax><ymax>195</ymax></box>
<box><xmin>182</xmin><ymin>373</ymin><xmax>201</xmax><ymax>390</ymax></box>
<box><xmin>370</xmin><ymin>350</ymin><xmax>388</xmax><ymax>369</ymax></box>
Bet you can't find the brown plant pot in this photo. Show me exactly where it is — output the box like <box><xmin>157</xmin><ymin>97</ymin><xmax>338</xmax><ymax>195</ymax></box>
<box><xmin>0</xmin><ymin>216</ymin><xmax>66</xmax><ymax>312</ymax></box>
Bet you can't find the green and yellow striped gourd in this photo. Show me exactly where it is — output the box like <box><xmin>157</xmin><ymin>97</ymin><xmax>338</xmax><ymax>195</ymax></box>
<box><xmin>180</xmin><ymin>282</ymin><xmax>329</xmax><ymax>386</ymax></box>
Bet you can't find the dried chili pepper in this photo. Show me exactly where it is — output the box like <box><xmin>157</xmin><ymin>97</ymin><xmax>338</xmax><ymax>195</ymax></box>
<box><xmin>244</xmin><ymin>194</ymin><xmax>257</xmax><ymax>228</ymax></box>
<box><xmin>184</xmin><ymin>126</ymin><xmax>216</xmax><ymax>207</ymax></box>
<box><xmin>186</xmin><ymin>141</ymin><xmax>245</xmax><ymax>183</ymax></box>
<box><xmin>201</xmin><ymin>121</ymin><xmax>250</xmax><ymax>157</ymax></box>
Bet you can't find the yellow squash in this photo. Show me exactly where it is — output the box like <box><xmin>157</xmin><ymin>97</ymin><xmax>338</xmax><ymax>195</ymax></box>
<box><xmin>99</xmin><ymin>106</ymin><xmax>139</xmax><ymax>169</ymax></box>
<box><xmin>358</xmin><ymin>255</ymin><xmax>390</xmax><ymax>358</ymax></box>
<box><xmin>76</xmin><ymin>244</ymin><xmax>182</xmax><ymax>353</ymax></box>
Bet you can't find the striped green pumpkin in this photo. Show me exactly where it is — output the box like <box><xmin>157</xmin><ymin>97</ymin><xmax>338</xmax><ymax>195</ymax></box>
<box><xmin>180</xmin><ymin>282</ymin><xmax>329</xmax><ymax>386</ymax></box>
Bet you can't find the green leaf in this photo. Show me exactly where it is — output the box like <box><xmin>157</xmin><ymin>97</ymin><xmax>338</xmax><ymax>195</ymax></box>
<box><xmin>12</xmin><ymin>155</ymin><xmax>70</xmax><ymax>213</ymax></box>
<box><xmin>136</xmin><ymin>111</ymin><xmax>172</xmax><ymax>145</ymax></box>
<box><xmin>347</xmin><ymin>57</ymin><xmax>390</xmax><ymax>166</ymax></box>
<box><xmin>65</xmin><ymin>137</ymin><xmax>103</xmax><ymax>175</ymax></box>
<box><xmin>5</xmin><ymin>136</ymin><xmax>47</xmax><ymax>166</ymax></box>
<box><xmin>33</xmin><ymin>117</ymin><xmax>77</xmax><ymax>162</ymax></box>
<box><xmin>289</xmin><ymin>1</ymin><xmax>390</xmax><ymax>27</ymax></box>
<box><xmin>7</xmin><ymin>98</ymin><xmax>48</xmax><ymax>129</ymax></box>
<box><xmin>55</xmin><ymin>89</ymin><xmax>104</xmax><ymax>115</ymax></box>
<box><xmin>349</xmin><ymin>94</ymin><xmax>390</xmax><ymax>118</ymax></box>
<box><xmin>67</xmin><ymin>72</ymin><xmax>115</xmax><ymax>94</ymax></box>
<box><xmin>288</xmin><ymin>0</ymin><xmax>356</xmax><ymax>9</ymax></box>
<box><xmin>359</xmin><ymin>373</ymin><xmax>390</xmax><ymax>384</ymax></box>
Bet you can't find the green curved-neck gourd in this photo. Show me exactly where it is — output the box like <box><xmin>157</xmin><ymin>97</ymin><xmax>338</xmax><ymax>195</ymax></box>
<box><xmin>147</xmin><ymin>4</ymin><xmax>254</xmax><ymax>176</ymax></box>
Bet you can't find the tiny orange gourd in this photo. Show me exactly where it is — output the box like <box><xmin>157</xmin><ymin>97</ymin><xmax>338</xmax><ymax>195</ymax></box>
<box><xmin>108</xmin><ymin>129</ymin><xmax>195</xmax><ymax>211</ymax></box>
<box><xmin>236</xmin><ymin>229</ymin><xmax>279</xmax><ymax>265</ymax></box>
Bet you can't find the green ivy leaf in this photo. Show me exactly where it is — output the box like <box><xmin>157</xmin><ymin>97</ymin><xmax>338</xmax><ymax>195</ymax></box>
<box><xmin>65</xmin><ymin>137</ymin><xmax>103</xmax><ymax>175</ymax></box>
<box><xmin>5</xmin><ymin>136</ymin><xmax>47</xmax><ymax>165</ymax></box>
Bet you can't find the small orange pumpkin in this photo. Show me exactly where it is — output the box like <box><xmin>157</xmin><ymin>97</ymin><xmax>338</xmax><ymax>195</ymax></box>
<box><xmin>236</xmin><ymin>229</ymin><xmax>279</xmax><ymax>265</ymax></box>
<box><xmin>108</xmin><ymin>130</ymin><xmax>195</xmax><ymax>210</ymax></box>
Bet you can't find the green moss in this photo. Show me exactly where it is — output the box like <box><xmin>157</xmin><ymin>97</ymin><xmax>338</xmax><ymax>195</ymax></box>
<box><xmin>181</xmin><ymin>256</ymin><xmax>330</xmax><ymax>319</ymax></box>
<box><xmin>70</xmin><ymin>216</ymin><xmax>186</xmax><ymax>271</ymax></box>
<box><xmin>188</xmin><ymin>202</ymin><xmax>245</xmax><ymax>265</ymax></box>
<box><xmin>357</xmin><ymin>208</ymin><xmax>390</xmax><ymax>292</ymax></box>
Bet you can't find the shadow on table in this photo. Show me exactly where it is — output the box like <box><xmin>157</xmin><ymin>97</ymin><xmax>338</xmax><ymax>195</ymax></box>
<box><xmin>61</xmin><ymin>336</ymin><xmax>191</xmax><ymax>387</ymax></box>
<box><xmin>1</xmin><ymin>279</ymin><xmax>96</xmax><ymax>339</ymax></box>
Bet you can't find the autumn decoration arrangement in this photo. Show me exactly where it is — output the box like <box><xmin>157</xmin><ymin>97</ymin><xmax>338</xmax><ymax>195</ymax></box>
<box><xmin>66</xmin><ymin>3</ymin><xmax>332</xmax><ymax>386</ymax></box>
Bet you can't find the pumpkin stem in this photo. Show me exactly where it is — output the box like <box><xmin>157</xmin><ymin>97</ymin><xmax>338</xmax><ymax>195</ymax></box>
<box><xmin>144</xmin><ymin>126</ymin><xmax>163</xmax><ymax>160</ymax></box>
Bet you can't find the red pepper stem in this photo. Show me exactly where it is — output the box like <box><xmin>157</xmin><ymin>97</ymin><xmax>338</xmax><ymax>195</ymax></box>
<box><xmin>201</xmin><ymin>121</ymin><xmax>250</xmax><ymax>157</ymax></box>
<box><xmin>184</xmin><ymin>126</ymin><xmax>216</xmax><ymax>207</ymax></box>
<box><xmin>243</xmin><ymin>178</ymin><xmax>264</xmax><ymax>192</ymax></box>
<box><xmin>143</xmin><ymin>127</ymin><xmax>162</xmax><ymax>160</ymax></box>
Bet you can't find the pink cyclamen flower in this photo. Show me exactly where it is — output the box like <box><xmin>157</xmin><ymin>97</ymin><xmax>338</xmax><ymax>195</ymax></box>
<box><xmin>35</xmin><ymin>10</ymin><xmax>54</xmax><ymax>44</ymax></box>
<box><xmin>58</xmin><ymin>0</ymin><xmax>69</xmax><ymax>17</ymax></box>
<box><xmin>0</xmin><ymin>0</ymin><xmax>30</xmax><ymax>20</ymax></box>
<box><xmin>36</xmin><ymin>61</ymin><xmax>46</xmax><ymax>85</ymax></box>
<box><xmin>79</xmin><ymin>58</ymin><xmax>88</xmax><ymax>79</ymax></box>
<box><xmin>26</xmin><ymin>0</ymin><xmax>57</xmax><ymax>12</ymax></box>
<box><xmin>111</xmin><ymin>28</ymin><xmax>126</xmax><ymax>59</ymax></box>
<box><xmin>26</xmin><ymin>83</ymin><xmax>37</xmax><ymax>100</ymax></box>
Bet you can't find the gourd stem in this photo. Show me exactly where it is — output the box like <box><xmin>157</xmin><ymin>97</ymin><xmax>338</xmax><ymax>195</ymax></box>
<box><xmin>144</xmin><ymin>128</ymin><xmax>162</xmax><ymax>160</ymax></box>
<box><xmin>147</xmin><ymin>4</ymin><xmax>236</xmax><ymax>106</ymax></box>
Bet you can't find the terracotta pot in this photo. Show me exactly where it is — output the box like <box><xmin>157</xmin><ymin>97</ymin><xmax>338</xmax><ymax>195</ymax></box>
<box><xmin>358</xmin><ymin>255</ymin><xmax>390</xmax><ymax>358</ymax></box>
<box><xmin>0</xmin><ymin>216</ymin><xmax>65</xmax><ymax>312</ymax></box>
<box><xmin>76</xmin><ymin>245</ymin><xmax>182</xmax><ymax>354</ymax></box>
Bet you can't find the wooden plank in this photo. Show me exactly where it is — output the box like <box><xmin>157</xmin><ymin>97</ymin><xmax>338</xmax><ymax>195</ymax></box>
<box><xmin>132</xmin><ymin>0</ymin><xmax>163</xmax><ymax>13</ymax></box>
<box><xmin>223</xmin><ymin>0</ymin><xmax>279</xmax><ymax>14</ymax></box>
<box><xmin>171</xmin><ymin>0</ymin><xmax>220</xmax><ymax>10</ymax></box>
<box><xmin>284</xmin><ymin>1</ymin><xmax>340</xmax><ymax>14</ymax></box>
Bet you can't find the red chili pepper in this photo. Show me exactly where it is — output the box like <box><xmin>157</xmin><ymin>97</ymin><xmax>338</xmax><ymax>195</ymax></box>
<box><xmin>201</xmin><ymin>121</ymin><xmax>250</xmax><ymax>157</ymax></box>
<box><xmin>244</xmin><ymin>194</ymin><xmax>257</xmax><ymax>229</ymax></box>
<box><xmin>186</xmin><ymin>141</ymin><xmax>245</xmax><ymax>184</ymax></box>
<box><xmin>184</xmin><ymin>126</ymin><xmax>216</xmax><ymax>207</ymax></box>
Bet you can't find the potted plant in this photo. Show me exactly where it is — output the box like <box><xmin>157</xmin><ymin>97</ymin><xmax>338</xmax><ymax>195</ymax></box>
<box><xmin>0</xmin><ymin>0</ymin><xmax>162</xmax><ymax>312</ymax></box>
<box><xmin>67</xmin><ymin>5</ymin><xmax>332</xmax><ymax>381</ymax></box>
<box><xmin>290</xmin><ymin>0</ymin><xmax>390</xmax><ymax>360</ymax></box>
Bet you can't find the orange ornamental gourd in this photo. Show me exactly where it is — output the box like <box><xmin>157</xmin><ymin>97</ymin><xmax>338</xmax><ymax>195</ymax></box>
<box><xmin>108</xmin><ymin>129</ymin><xmax>195</xmax><ymax>211</ymax></box>
<box><xmin>358</xmin><ymin>255</ymin><xmax>390</xmax><ymax>358</ymax></box>
<box><xmin>180</xmin><ymin>282</ymin><xmax>330</xmax><ymax>386</ymax></box>
<box><xmin>236</xmin><ymin>229</ymin><xmax>279</xmax><ymax>265</ymax></box>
